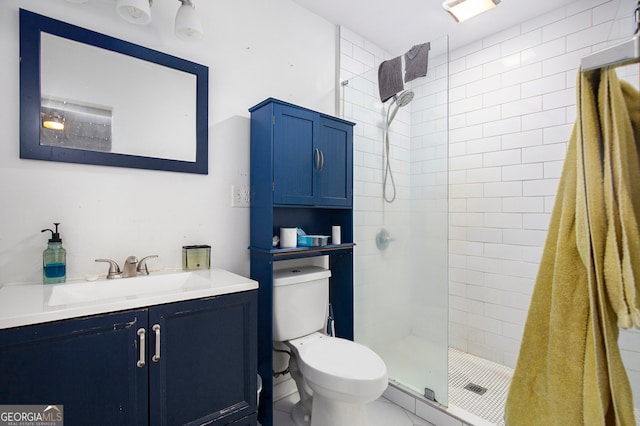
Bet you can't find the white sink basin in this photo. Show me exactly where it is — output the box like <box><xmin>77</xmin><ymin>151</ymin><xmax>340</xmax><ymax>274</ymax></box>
<box><xmin>47</xmin><ymin>271</ymin><xmax>209</xmax><ymax>307</ymax></box>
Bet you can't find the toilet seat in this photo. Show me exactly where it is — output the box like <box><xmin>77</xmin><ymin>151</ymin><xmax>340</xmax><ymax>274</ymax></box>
<box><xmin>287</xmin><ymin>333</ymin><xmax>387</xmax><ymax>399</ymax></box>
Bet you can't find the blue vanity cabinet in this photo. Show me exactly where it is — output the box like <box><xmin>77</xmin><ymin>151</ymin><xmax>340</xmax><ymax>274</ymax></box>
<box><xmin>252</xmin><ymin>98</ymin><xmax>353</xmax><ymax>207</ymax></box>
<box><xmin>0</xmin><ymin>290</ymin><xmax>257</xmax><ymax>426</ymax></box>
<box><xmin>0</xmin><ymin>309</ymin><xmax>148</xmax><ymax>425</ymax></box>
<box><xmin>149</xmin><ymin>291</ymin><xmax>258</xmax><ymax>425</ymax></box>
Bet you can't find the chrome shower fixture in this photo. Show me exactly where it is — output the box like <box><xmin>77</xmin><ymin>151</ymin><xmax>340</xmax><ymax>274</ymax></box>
<box><xmin>394</xmin><ymin>90</ymin><xmax>415</xmax><ymax>107</ymax></box>
<box><xmin>383</xmin><ymin>90</ymin><xmax>414</xmax><ymax>203</ymax></box>
<box><xmin>375</xmin><ymin>229</ymin><xmax>395</xmax><ymax>251</ymax></box>
<box><xmin>387</xmin><ymin>90</ymin><xmax>414</xmax><ymax>126</ymax></box>
<box><xmin>442</xmin><ymin>0</ymin><xmax>500</xmax><ymax>23</ymax></box>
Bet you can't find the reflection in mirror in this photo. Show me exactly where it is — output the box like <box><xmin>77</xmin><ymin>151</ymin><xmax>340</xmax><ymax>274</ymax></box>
<box><xmin>20</xmin><ymin>9</ymin><xmax>209</xmax><ymax>174</ymax></box>
<box><xmin>41</xmin><ymin>97</ymin><xmax>113</xmax><ymax>152</ymax></box>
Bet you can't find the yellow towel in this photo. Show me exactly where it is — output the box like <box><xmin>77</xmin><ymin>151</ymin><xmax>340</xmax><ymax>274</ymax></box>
<box><xmin>504</xmin><ymin>68</ymin><xmax>640</xmax><ymax>425</ymax></box>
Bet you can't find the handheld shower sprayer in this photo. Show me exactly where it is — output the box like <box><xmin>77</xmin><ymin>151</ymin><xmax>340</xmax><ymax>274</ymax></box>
<box><xmin>383</xmin><ymin>90</ymin><xmax>414</xmax><ymax>203</ymax></box>
<box><xmin>387</xmin><ymin>90</ymin><xmax>415</xmax><ymax>126</ymax></box>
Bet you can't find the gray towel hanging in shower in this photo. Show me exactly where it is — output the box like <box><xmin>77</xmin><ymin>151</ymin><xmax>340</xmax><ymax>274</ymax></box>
<box><xmin>404</xmin><ymin>42</ymin><xmax>430</xmax><ymax>83</ymax></box>
<box><xmin>378</xmin><ymin>56</ymin><xmax>404</xmax><ymax>103</ymax></box>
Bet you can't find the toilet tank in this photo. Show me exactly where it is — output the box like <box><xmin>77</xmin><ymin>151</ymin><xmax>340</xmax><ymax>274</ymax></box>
<box><xmin>272</xmin><ymin>266</ymin><xmax>331</xmax><ymax>342</ymax></box>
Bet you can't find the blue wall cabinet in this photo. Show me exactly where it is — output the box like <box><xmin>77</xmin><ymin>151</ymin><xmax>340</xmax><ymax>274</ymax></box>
<box><xmin>253</xmin><ymin>99</ymin><xmax>353</xmax><ymax>207</ymax></box>
<box><xmin>0</xmin><ymin>291</ymin><xmax>257</xmax><ymax>426</ymax></box>
<box><xmin>249</xmin><ymin>99</ymin><xmax>355</xmax><ymax>426</ymax></box>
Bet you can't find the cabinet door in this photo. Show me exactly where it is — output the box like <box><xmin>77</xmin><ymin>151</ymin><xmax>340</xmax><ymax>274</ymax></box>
<box><xmin>317</xmin><ymin>117</ymin><xmax>353</xmax><ymax>206</ymax></box>
<box><xmin>0</xmin><ymin>309</ymin><xmax>148</xmax><ymax>425</ymax></box>
<box><xmin>272</xmin><ymin>104</ymin><xmax>319</xmax><ymax>205</ymax></box>
<box><xmin>149</xmin><ymin>291</ymin><xmax>257</xmax><ymax>426</ymax></box>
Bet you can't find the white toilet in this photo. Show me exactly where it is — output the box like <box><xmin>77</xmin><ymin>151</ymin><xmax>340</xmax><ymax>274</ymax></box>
<box><xmin>273</xmin><ymin>266</ymin><xmax>388</xmax><ymax>426</ymax></box>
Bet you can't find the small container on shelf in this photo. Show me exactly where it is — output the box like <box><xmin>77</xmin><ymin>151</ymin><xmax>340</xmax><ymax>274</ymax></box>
<box><xmin>297</xmin><ymin>235</ymin><xmax>330</xmax><ymax>247</ymax></box>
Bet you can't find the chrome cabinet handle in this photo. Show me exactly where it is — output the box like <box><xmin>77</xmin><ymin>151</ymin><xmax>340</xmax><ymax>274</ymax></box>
<box><xmin>152</xmin><ymin>324</ymin><xmax>161</xmax><ymax>362</ymax></box>
<box><xmin>319</xmin><ymin>149</ymin><xmax>325</xmax><ymax>171</ymax></box>
<box><xmin>314</xmin><ymin>148</ymin><xmax>321</xmax><ymax>170</ymax></box>
<box><xmin>137</xmin><ymin>328</ymin><xmax>145</xmax><ymax>368</ymax></box>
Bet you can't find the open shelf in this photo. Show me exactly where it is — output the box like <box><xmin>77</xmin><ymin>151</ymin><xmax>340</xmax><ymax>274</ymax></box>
<box><xmin>250</xmin><ymin>243</ymin><xmax>354</xmax><ymax>256</ymax></box>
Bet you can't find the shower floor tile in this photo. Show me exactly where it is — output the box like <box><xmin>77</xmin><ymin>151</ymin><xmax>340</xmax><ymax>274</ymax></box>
<box><xmin>448</xmin><ymin>348</ymin><xmax>513</xmax><ymax>426</ymax></box>
<box><xmin>449</xmin><ymin>349</ymin><xmax>640</xmax><ymax>426</ymax></box>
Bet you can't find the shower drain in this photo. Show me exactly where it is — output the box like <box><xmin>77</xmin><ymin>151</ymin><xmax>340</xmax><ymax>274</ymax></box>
<box><xmin>463</xmin><ymin>383</ymin><xmax>488</xmax><ymax>395</ymax></box>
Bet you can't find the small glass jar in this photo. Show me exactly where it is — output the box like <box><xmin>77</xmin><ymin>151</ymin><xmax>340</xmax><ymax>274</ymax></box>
<box><xmin>182</xmin><ymin>245</ymin><xmax>211</xmax><ymax>270</ymax></box>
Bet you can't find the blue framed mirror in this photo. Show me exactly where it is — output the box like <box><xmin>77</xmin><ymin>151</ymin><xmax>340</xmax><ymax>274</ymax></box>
<box><xmin>20</xmin><ymin>9</ymin><xmax>209</xmax><ymax>174</ymax></box>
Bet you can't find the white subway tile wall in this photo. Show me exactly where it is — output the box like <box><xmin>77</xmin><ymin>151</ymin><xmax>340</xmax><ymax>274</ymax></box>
<box><xmin>341</xmin><ymin>0</ymin><xmax>640</xmax><ymax>412</ymax></box>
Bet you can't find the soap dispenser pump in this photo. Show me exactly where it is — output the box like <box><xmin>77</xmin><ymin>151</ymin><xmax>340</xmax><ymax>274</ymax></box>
<box><xmin>41</xmin><ymin>223</ymin><xmax>66</xmax><ymax>284</ymax></box>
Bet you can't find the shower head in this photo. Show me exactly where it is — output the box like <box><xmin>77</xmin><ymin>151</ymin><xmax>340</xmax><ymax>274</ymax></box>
<box><xmin>387</xmin><ymin>90</ymin><xmax>414</xmax><ymax>125</ymax></box>
<box><xmin>393</xmin><ymin>90</ymin><xmax>414</xmax><ymax>107</ymax></box>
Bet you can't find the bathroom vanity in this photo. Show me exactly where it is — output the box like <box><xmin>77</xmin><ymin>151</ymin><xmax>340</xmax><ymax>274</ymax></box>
<box><xmin>0</xmin><ymin>269</ymin><xmax>258</xmax><ymax>426</ymax></box>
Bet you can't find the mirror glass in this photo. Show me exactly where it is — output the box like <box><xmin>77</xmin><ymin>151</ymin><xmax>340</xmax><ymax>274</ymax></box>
<box><xmin>20</xmin><ymin>9</ymin><xmax>209</xmax><ymax>174</ymax></box>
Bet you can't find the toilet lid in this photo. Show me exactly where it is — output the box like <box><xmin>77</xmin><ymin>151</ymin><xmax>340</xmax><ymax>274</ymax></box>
<box><xmin>294</xmin><ymin>336</ymin><xmax>387</xmax><ymax>396</ymax></box>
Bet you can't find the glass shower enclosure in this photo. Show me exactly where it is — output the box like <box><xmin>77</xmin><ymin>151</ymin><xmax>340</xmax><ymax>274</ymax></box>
<box><xmin>341</xmin><ymin>35</ymin><xmax>450</xmax><ymax>405</ymax></box>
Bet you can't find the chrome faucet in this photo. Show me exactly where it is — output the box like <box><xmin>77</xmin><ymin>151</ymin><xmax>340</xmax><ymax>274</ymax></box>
<box><xmin>95</xmin><ymin>255</ymin><xmax>158</xmax><ymax>279</ymax></box>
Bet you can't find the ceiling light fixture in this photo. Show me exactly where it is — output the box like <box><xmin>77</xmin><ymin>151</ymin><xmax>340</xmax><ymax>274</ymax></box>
<box><xmin>116</xmin><ymin>0</ymin><xmax>152</xmax><ymax>25</ymax></box>
<box><xmin>442</xmin><ymin>0</ymin><xmax>500</xmax><ymax>23</ymax></box>
<box><xmin>175</xmin><ymin>0</ymin><xmax>203</xmax><ymax>40</ymax></box>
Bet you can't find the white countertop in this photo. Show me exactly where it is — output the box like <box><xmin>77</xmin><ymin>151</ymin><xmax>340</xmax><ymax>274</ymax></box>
<box><xmin>0</xmin><ymin>268</ymin><xmax>258</xmax><ymax>329</ymax></box>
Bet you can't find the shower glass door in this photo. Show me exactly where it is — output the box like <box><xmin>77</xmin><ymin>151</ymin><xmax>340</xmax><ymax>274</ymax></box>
<box><xmin>341</xmin><ymin>35</ymin><xmax>449</xmax><ymax>405</ymax></box>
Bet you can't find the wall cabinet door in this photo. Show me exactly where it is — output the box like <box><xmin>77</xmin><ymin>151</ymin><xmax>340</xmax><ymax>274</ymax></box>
<box><xmin>272</xmin><ymin>103</ymin><xmax>353</xmax><ymax>207</ymax></box>
<box><xmin>149</xmin><ymin>291</ymin><xmax>257</xmax><ymax>426</ymax></box>
<box><xmin>273</xmin><ymin>103</ymin><xmax>318</xmax><ymax>205</ymax></box>
<box><xmin>0</xmin><ymin>309</ymin><xmax>148</xmax><ymax>425</ymax></box>
<box><xmin>317</xmin><ymin>116</ymin><xmax>353</xmax><ymax>206</ymax></box>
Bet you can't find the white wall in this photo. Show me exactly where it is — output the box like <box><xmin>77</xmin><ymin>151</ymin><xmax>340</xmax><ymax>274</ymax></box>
<box><xmin>0</xmin><ymin>0</ymin><xmax>336</xmax><ymax>284</ymax></box>
<box><xmin>341</xmin><ymin>0</ymin><xmax>640</xmax><ymax>408</ymax></box>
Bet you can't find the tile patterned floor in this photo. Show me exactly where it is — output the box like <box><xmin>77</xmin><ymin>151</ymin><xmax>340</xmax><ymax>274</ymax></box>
<box><xmin>448</xmin><ymin>348</ymin><xmax>513</xmax><ymax>425</ymax></box>
<box><xmin>274</xmin><ymin>393</ymin><xmax>434</xmax><ymax>426</ymax></box>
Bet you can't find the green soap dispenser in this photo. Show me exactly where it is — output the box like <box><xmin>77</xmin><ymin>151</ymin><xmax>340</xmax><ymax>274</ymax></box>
<box><xmin>41</xmin><ymin>223</ymin><xmax>66</xmax><ymax>284</ymax></box>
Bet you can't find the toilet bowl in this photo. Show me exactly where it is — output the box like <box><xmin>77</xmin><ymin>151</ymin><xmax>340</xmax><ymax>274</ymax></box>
<box><xmin>286</xmin><ymin>332</ymin><xmax>387</xmax><ymax>425</ymax></box>
<box><xmin>272</xmin><ymin>267</ymin><xmax>388</xmax><ymax>426</ymax></box>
